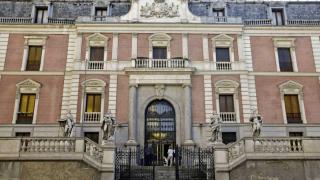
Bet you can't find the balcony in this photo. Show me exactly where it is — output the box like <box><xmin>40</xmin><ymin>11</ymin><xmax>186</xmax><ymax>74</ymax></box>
<box><xmin>0</xmin><ymin>17</ymin><xmax>75</xmax><ymax>24</ymax></box>
<box><xmin>83</xmin><ymin>112</ymin><xmax>101</xmax><ymax>123</ymax></box>
<box><xmin>244</xmin><ymin>19</ymin><xmax>272</xmax><ymax>26</ymax></box>
<box><xmin>203</xmin><ymin>16</ymin><xmax>242</xmax><ymax>24</ymax></box>
<box><xmin>244</xmin><ymin>19</ymin><xmax>320</xmax><ymax>26</ymax></box>
<box><xmin>75</xmin><ymin>60</ymin><xmax>107</xmax><ymax>71</ymax></box>
<box><xmin>214</xmin><ymin>61</ymin><xmax>244</xmax><ymax>71</ymax></box>
<box><xmin>220</xmin><ymin>112</ymin><xmax>237</xmax><ymax>123</ymax></box>
<box><xmin>287</xmin><ymin>20</ymin><xmax>320</xmax><ymax>26</ymax></box>
<box><xmin>133</xmin><ymin>58</ymin><xmax>189</xmax><ymax>68</ymax></box>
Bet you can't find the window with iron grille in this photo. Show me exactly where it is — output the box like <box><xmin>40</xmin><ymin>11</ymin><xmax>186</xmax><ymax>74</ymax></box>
<box><xmin>278</xmin><ymin>48</ymin><xmax>293</xmax><ymax>72</ymax></box>
<box><xmin>90</xmin><ymin>47</ymin><xmax>104</xmax><ymax>61</ymax></box>
<box><xmin>284</xmin><ymin>95</ymin><xmax>302</xmax><ymax>123</ymax></box>
<box><xmin>26</xmin><ymin>46</ymin><xmax>42</xmax><ymax>71</ymax></box>
<box><xmin>35</xmin><ymin>7</ymin><xmax>48</xmax><ymax>24</ymax></box>
<box><xmin>17</xmin><ymin>94</ymin><xmax>36</xmax><ymax>124</ymax></box>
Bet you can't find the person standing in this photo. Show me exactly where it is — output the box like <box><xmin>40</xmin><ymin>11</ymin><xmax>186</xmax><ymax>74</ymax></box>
<box><xmin>167</xmin><ymin>145</ymin><xmax>174</xmax><ymax>166</ymax></box>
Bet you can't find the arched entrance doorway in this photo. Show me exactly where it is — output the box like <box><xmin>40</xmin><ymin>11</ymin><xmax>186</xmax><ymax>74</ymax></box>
<box><xmin>145</xmin><ymin>99</ymin><xmax>176</xmax><ymax>165</ymax></box>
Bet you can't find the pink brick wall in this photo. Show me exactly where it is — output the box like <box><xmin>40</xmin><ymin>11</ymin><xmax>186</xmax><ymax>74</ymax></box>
<box><xmin>4</xmin><ymin>34</ymin><xmax>68</xmax><ymax>71</ymax></box>
<box><xmin>137</xmin><ymin>34</ymin><xmax>150</xmax><ymax>58</ymax></box>
<box><xmin>118</xmin><ymin>33</ymin><xmax>132</xmax><ymax>61</ymax></box>
<box><xmin>170</xmin><ymin>34</ymin><xmax>182</xmax><ymax>58</ymax></box>
<box><xmin>192</xmin><ymin>75</ymin><xmax>205</xmax><ymax>123</ymax></box>
<box><xmin>116</xmin><ymin>75</ymin><xmax>129</xmax><ymax>123</ymax></box>
<box><xmin>0</xmin><ymin>75</ymin><xmax>64</xmax><ymax>124</ymax></box>
<box><xmin>255</xmin><ymin>76</ymin><xmax>320</xmax><ymax>124</ymax></box>
<box><xmin>188</xmin><ymin>34</ymin><xmax>203</xmax><ymax>61</ymax></box>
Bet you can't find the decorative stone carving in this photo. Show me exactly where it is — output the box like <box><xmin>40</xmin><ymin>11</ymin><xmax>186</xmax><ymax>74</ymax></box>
<box><xmin>249</xmin><ymin>108</ymin><xmax>263</xmax><ymax>139</ymax></box>
<box><xmin>101</xmin><ymin>111</ymin><xmax>116</xmax><ymax>141</ymax></box>
<box><xmin>140</xmin><ymin>1</ymin><xmax>179</xmax><ymax>18</ymax></box>
<box><xmin>208</xmin><ymin>111</ymin><xmax>222</xmax><ymax>143</ymax></box>
<box><xmin>155</xmin><ymin>84</ymin><xmax>165</xmax><ymax>99</ymax></box>
<box><xmin>61</xmin><ymin>110</ymin><xmax>75</xmax><ymax>137</ymax></box>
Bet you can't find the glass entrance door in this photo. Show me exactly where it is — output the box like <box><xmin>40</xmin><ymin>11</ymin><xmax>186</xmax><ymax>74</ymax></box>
<box><xmin>145</xmin><ymin>100</ymin><xmax>176</xmax><ymax>165</ymax></box>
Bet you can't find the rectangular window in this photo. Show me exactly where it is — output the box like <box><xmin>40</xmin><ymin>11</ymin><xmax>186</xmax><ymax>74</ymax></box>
<box><xmin>86</xmin><ymin>94</ymin><xmax>101</xmax><ymax>112</ymax></box>
<box><xmin>222</xmin><ymin>132</ymin><xmax>237</xmax><ymax>145</ymax></box>
<box><xmin>84</xmin><ymin>132</ymin><xmax>99</xmax><ymax>143</ymax></box>
<box><xmin>90</xmin><ymin>47</ymin><xmax>104</xmax><ymax>61</ymax></box>
<box><xmin>219</xmin><ymin>95</ymin><xmax>234</xmax><ymax>112</ymax></box>
<box><xmin>272</xmin><ymin>9</ymin><xmax>284</xmax><ymax>26</ymax></box>
<box><xmin>35</xmin><ymin>7</ymin><xmax>48</xmax><ymax>24</ymax></box>
<box><xmin>26</xmin><ymin>46</ymin><xmax>42</xmax><ymax>71</ymax></box>
<box><xmin>153</xmin><ymin>47</ymin><xmax>167</xmax><ymax>59</ymax></box>
<box><xmin>284</xmin><ymin>95</ymin><xmax>302</xmax><ymax>123</ymax></box>
<box><xmin>95</xmin><ymin>7</ymin><xmax>107</xmax><ymax>21</ymax></box>
<box><xmin>17</xmin><ymin>94</ymin><xmax>36</xmax><ymax>124</ymax></box>
<box><xmin>213</xmin><ymin>9</ymin><xmax>225</xmax><ymax>17</ymax></box>
<box><xmin>278</xmin><ymin>48</ymin><xmax>293</xmax><ymax>72</ymax></box>
<box><xmin>216</xmin><ymin>48</ymin><xmax>230</xmax><ymax>62</ymax></box>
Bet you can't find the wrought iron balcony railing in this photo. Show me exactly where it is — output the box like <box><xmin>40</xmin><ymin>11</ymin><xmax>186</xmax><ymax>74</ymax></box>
<box><xmin>287</xmin><ymin>113</ymin><xmax>302</xmax><ymax>124</ymax></box>
<box><xmin>133</xmin><ymin>58</ymin><xmax>189</xmax><ymax>68</ymax></box>
<box><xmin>0</xmin><ymin>17</ymin><xmax>75</xmax><ymax>24</ymax></box>
<box><xmin>16</xmin><ymin>112</ymin><xmax>33</xmax><ymax>124</ymax></box>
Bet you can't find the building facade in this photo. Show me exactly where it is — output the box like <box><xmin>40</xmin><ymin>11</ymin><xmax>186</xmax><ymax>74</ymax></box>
<box><xmin>0</xmin><ymin>0</ymin><xmax>320</xmax><ymax>179</ymax></box>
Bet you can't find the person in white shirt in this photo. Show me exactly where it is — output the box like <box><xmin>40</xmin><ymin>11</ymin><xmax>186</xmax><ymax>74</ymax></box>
<box><xmin>167</xmin><ymin>145</ymin><xmax>175</xmax><ymax>166</ymax></box>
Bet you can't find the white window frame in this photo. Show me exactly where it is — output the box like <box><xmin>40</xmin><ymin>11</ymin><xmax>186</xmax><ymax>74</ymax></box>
<box><xmin>279</xmin><ymin>80</ymin><xmax>306</xmax><ymax>124</ymax></box>
<box><xmin>273</xmin><ymin>37</ymin><xmax>298</xmax><ymax>72</ymax></box>
<box><xmin>12</xmin><ymin>79</ymin><xmax>41</xmax><ymax>124</ymax></box>
<box><xmin>85</xmin><ymin>33</ymin><xmax>109</xmax><ymax>70</ymax></box>
<box><xmin>215</xmin><ymin>80</ymin><xmax>240</xmax><ymax>123</ymax></box>
<box><xmin>21</xmin><ymin>36</ymin><xmax>47</xmax><ymax>71</ymax></box>
<box><xmin>80</xmin><ymin>79</ymin><xmax>106</xmax><ymax>123</ymax></box>
<box><xmin>31</xmin><ymin>4</ymin><xmax>51</xmax><ymax>24</ymax></box>
<box><xmin>211</xmin><ymin>34</ymin><xmax>235</xmax><ymax>69</ymax></box>
<box><xmin>148</xmin><ymin>33</ymin><xmax>172</xmax><ymax>59</ymax></box>
<box><xmin>270</xmin><ymin>7</ymin><xmax>287</xmax><ymax>26</ymax></box>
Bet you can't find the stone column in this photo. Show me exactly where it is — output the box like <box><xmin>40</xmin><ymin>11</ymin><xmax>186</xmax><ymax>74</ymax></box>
<box><xmin>183</xmin><ymin>84</ymin><xmax>194</xmax><ymax>145</ymax></box>
<box><xmin>127</xmin><ymin>84</ymin><xmax>138</xmax><ymax>146</ymax></box>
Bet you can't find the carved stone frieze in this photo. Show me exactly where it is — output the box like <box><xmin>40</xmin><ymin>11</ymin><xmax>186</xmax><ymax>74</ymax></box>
<box><xmin>140</xmin><ymin>1</ymin><xmax>179</xmax><ymax>18</ymax></box>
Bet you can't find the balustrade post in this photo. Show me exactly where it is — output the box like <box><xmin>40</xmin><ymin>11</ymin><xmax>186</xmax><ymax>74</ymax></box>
<box><xmin>100</xmin><ymin>143</ymin><xmax>116</xmax><ymax>180</ymax></box>
<box><xmin>75</xmin><ymin>139</ymin><xmax>85</xmax><ymax>153</ymax></box>
<box><xmin>213</xmin><ymin>143</ymin><xmax>230</xmax><ymax>180</ymax></box>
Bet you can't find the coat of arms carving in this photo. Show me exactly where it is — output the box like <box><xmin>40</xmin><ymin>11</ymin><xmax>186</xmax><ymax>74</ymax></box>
<box><xmin>140</xmin><ymin>0</ymin><xmax>179</xmax><ymax>18</ymax></box>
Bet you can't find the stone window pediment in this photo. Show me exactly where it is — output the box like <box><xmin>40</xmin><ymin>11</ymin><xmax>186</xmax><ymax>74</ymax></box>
<box><xmin>215</xmin><ymin>80</ymin><xmax>239</xmax><ymax>94</ymax></box>
<box><xmin>82</xmin><ymin>79</ymin><xmax>106</xmax><ymax>93</ymax></box>
<box><xmin>273</xmin><ymin>37</ymin><xmax>295</xmax><ymax>49</ymax></box>
<box><xmin>149</xmin><ymin>33</ymin><xmax>172</xmax><ymax>59</ymax></box>
<box><xmin>279</xmin><ymin>80</ymin><xmax>303</xmax><ymax>95</ymax></box>
<box><xmin>212</xmin><ymin>34</ymin><xmax>234</xmax><ymax>48</ymax></box>
<box><xmin>86</xmin><ymin>33</ymin><xmax>109</xmax><ymax>61</ymax></box>
<box><xmin>16</xmin><ymin>79</ymin><xmax>41</xmax><ymax>95</ymax></box>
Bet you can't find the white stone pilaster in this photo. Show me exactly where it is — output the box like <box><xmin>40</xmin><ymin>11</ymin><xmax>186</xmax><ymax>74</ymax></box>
<box><xmin>108</xmin><ymin>75</ymin><xmax>117</xmax><ymax>115</ymax></box>
<box><xmin>131</xmin><ymin>33</ymin><xmax>137</xmax><ymax>59</ymax></box>
<box><xmin>66</xmin><ymin>33</ymin><xmax>77</xmax><ymax>71</ymax></box>
<box><xmin>240</xmin><ymin>74</ymin><xmax>251</xmax><ymax>122</ymax></box>
<box><xmin>0</xmin><ymin>33</ymin><xmax>9</xmax><ymax>71</ymax></box>
<box><xmin>204</xmin><ymin>75</ymin><xmax>213</xmax><ymax>123</ymax></box>
<box><xmin>243</xmin><ymin>35</ymin><xmax>253</xmax><ymax>71</ymax></box>
<box><xmin>183</xmin><ymin>84</ymin><xmax>194</xmax><ymax>145</ymax></box>
<box><xmin>311</xmin><ymin>35</ymin><xmax>320</xmax><ymax>72</ymax></box>
<box><xmin>112</xmin><ymin>33</ymin><xmax>118</xmax><ymax>61</ymax></box>
<box><xmin>127</xmin><ymin>84</ymin><xmax>138</xmax><ymax>145</ymax></box>
<box><xmin>202</xmin><ymin>34</ymin><xmax>209</xmax><ymax>61</ymax></box>
<box><xmin>61</xmin><ymin>74</ymin><xmax>80</xmax><ymax>119</ymax></box>
<box><xmin>182</xmin><ymin>33</ymin><xmax>188</xmax><ymax>59</ymax></box>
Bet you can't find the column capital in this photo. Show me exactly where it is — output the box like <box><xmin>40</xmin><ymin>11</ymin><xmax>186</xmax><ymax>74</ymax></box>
<box><xmin>129</xmin><ymin>83</ymin><xmax>138</xmax><ymax>88</ymax></box>
<box><xmin>182</xmin><ymin>83</ymin><xmax>192</xmax><ymax>88</ymax></box>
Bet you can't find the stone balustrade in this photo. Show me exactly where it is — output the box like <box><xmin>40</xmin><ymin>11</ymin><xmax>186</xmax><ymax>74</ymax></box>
<box><xmin>287</xmin><ymin>20</ymin><xmax>320</xmax><ymax>26</ymax></box>
<box><xmin>220</xmin><ymin>112</ymin><xmax>237</xmax><ymax>123</ymax></box>
<box><xmin>213</xmin><ymin>61</ymin><xmax>244</xmax><ymax>71</ymax></box>
<box><xmin>84</xmin><ymin>138</ymin><xmax>103</xmax><ymax>163</ymax></box>
<box><xmin>0</xmin><ymin>17</ymin><xmax>32</xmax><ymax>24</ymax></box>
<box><xmin>47</xmin><ymin>18</ymin><xmax>75</xmax><ymax>24</ymax></box>
<box><xmin>74</xmin><ymin>60</ymin><xmax>107</xmax><ymax>71</ymax></box>
<box><xmin>244</xmin><ymin>19</ymin><xmax>272</xmax><ymax>26</ymax></box>
<box><xmin>254</xmin><ymin>137</ymin><xmax>303</xmax><ymax>153</ymax></box>
<box><xmin>20</xmin><ymin>137</ymin><xmax>75</xmax><ymax>153</ymax></box>
<box><xmin>83</xmin><ymin>112</ymin><xmax>102</xmax><ymax>123</ymax></box>
<box><xmin>133</xmin><ymin>58</ymin><xmax>189</xmax><ymax>68</ymax></box>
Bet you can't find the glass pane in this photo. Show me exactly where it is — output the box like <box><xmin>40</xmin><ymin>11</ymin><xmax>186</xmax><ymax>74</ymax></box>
<box><xmin>219</xmin><ymin>95</ymin><xmax>234</xmax><ymax>112</ymax></box>
<box><xmin>153</xmin><ymin>47</ymin><xmax>167</xmax><ymax>59</ymax></box>
<box><xmin>19</xmin><ymin>95</ymin><xmax>28</xmax><ymax>112</ymax></box>
<box><xmin>86</xmin><ymin>95</ymin><xmax>94</xmax><ymax>112</ymax></box>
<box><xmin>278</xmin><ymin>48</ymin><xmax>293</xmax><ymax>72</ymax></box>
<box><xmin>90</xmin><ymin>47</ymin><xmax>104</xmax><ymax>61</ymax></box>
<box><xmin>94</xmin><ymin>95</ymin><xmax>101</xmax><ymax>112</ymax></box>
<box><xmin>27</xmin><ymin>95</ymin><xmax>36</xmax><ymax>113</ymax></box>
<box><xmin>216</xmin><ymin>48</ymin><xmax>230</xmax><ymax>62</ymax></box>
